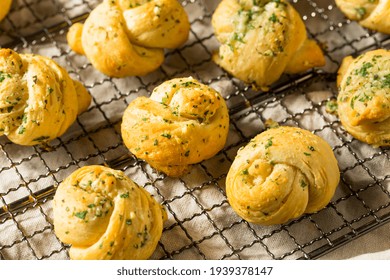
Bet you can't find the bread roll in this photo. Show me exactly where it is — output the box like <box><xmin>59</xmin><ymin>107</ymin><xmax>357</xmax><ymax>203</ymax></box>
<box><xmin>121</xmin><ymin>77</ymin><xmax>230</xmax><ymax>177</ymax></box>
<box><xmin>67</xmin><ymin>0</ymin><xmax>190</xmax><ymax>77</ymax></box>
<box><xmin>53</xmin><ymin>165</ymin><xmax>167</xmax><ymax>260</ymax></box>
<box><xmin>337</xmin><ymin>49</ymin><xmax>390</xmax><ymax>147</ymax></box>
<box><xmin>226</xmin><ymin>126</ymin><xmax>340</xmax><ymax>225</ymax></box>
<box><xmin>0</xmin><ymin>48</ymin><xmax>91</xmax><ymax>146</ymax></box>
<box><xmin>335</xmin><ymin>0</ymin><xmax>390</xmax><ymax>34</ymax></box>
<box><xmin>212</xmin><ymin>0</ymin><xmax>325</xmax><ymax>91</ymax></box>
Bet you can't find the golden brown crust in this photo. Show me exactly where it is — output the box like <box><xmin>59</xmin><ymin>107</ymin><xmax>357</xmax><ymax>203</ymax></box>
<box><xmin>211</xmin><ymin>0</ymin><xmax>325</xmax><ymax>91</ymax></box>
<box><xmin>53</xmin><ymin>165</ymin><xmax>167</xmax><ymax>260</ymax></box>
<box><xmin>335</xmin><ymin>0</ymin><xmax>390</xmax><ymax>34</ymax></box>
<box><xmin>0</xmin><ymin>48</ymin><xmax>91</xmax><ymax>146</ymax></box>
<box><xmin>121</xmin><ymin>77</ymin><xmax>230</xmax><ymax>177</ymax></box>
<box><xmin>337</xmin><ymin>49</ymin><xmax>390</xmax><ymax>147</ymax></box>
<box><xmin>284</xmin><ymin>39</ymin><xmax>326</xmax><ymax>74</ymax></box>
<box><xmin>67</xmin><ymin>0</ymin><xmax>190</xmax><ymax>77</ymax></box>
<box><xmin>0</xmin><ymin>0</ymin><xmax>12</xmax><ymax>22</ymax></box>
<box><xmin>226</xmin><ymin>126</ymin><xmax>340</xmax><ymax>225</ymax></box>
<box><xmin>121</xmin><ymin>0</ymin><xmax>190</xmax><ymax>49</ymax></box>
<box><xmin>67</xmin><ymin>23</ymin><xmax>85</xmax><ymax>55</ymax></box>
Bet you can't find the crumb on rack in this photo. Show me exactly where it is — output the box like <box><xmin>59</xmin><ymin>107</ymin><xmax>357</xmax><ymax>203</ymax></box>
<box><xmin>325</xmin><ymin>99</ymin><xmax>338</xmax><ymax>115</ymax></box>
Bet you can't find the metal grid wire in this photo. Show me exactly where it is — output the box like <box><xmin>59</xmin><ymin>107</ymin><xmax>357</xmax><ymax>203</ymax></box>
<box><xmin>0</xmin><ymin>0</ymin><xmax>389</xmax><ymax>260</ymax></box>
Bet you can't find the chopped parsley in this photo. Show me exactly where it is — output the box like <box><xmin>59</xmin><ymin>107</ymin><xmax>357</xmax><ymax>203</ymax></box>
<box><xmin>265</xmin><ymin>137</ymin><xmax>274</xmax><ymax>149</ymax></box>
<box><xmin>0</xmin><ymin>71</ymin><xmax>11</xmax><ymax>82</ymax></box>
<box><xmin>345</xmin><ymin>76</ymin><xmax>351</xmax><ymax>86</ymax></box>
<box><xmin>120</xmin><ymin>192</ymin><xmax>129</xmax><ymax>198</ymax></box>
<box><xmin>269</xmin><ymin>13</ymin><xmax>278</xmax><ymax>23</ymax></box>
<box><xmin>268</xmin><ymin>0</ymin><xmax>287</xmax><ymax>7</ymax></box>
<box><xmin>350</xmin><ymin>95</ymin><xmax>358</xmax><ymax>109</ymax></box>
<box><xmin>18</xmin><ymin>126</ymin><xmax>26</xmax><ymax>134</ymax></box>
<box><xmin>357</xmin><ymin>62</ymin><xmax>373</xmax><ymax>77</ymax></box>
<box><xmin>326</xmin><ymin>99</ymin><xmax>338</xmax><ymax>115</ymax></box>
<box><xmin>74</xmin><ymin>211</ymin><xmax>88</xmax><ymax>220</ymax></box>
<box><xmin>382</xmin><ymin>74</ymin><xmax>390</xmax><ymax>88</ymax></box>
<box><xmin>161</xmin><ymin>133</ymin><xmax>171</xmax><ymax>139</ymax></box>
<box><xmin>181</xmin><ymin>81</ymin><xmax>197</xmax><ymax>87</ymax></box>
<box><xmin>355</xmin><ymin>7</ymin><xmax>366</xmax><ymax>18</ymax></box>
<box><xmin>358</xmin><ymin>93</ymin><xmax>372</xmax><ymax>103</ymax></box>
<box><xmin>232</xmin><ymin>32</ymin><xmax>245</xmax><ymax>43</ymax></box>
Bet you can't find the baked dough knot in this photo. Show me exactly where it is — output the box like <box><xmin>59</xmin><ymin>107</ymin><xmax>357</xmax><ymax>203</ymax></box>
<box><xmin>0</xmin><ymin>48</ymin><xmax>91</xmax><ymax>146</ymax></box>
<box><xmin>335</xmin><ymin>0</ymin><xmax>390</xmax><ymax>34</ymax></box>
<box><xmin>337</xmin><ymin>49</ymin><xmax>390</xmax><ymax>147</ymax></box>
<box><xmin>212</xmin><ymin>0</ymin><xmax>325</xmax><ymax>91</ymax></box>
<box><xmin>121</xmin><ymin>77</ymin><xmax>230</xmax><ymax>177</ymax></box>
<box><xmin>0</xmin><ymin>0</ymin><xmax>12</xmax><ymax>21</ymax></box>
<box><xmin>67</xmin><ymin>0</ymin><xmax>190</xmax><ymax>77</ymax></box>
<box><xmin>53</xmin><ymin>165</ymin><xmax>167</xmax><ymax>260</ymax></box>
<box><xmin>226</xmin><ymin>126</ymin><xmax>340</xmax><ymax>225</ymax></box>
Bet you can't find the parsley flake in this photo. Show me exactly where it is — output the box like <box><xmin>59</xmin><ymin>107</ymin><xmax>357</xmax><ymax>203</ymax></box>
<box><xmin>161</xmin><ymin>133</ymin><xmax>171</xmax><ymax>139</ymax></box>
<box><xmin>74</xmin><ymin>211</ymin><xmax>88</xmax><ymax>220</ymax></box>
<box><xmin>120</xmin><ymin>192</ymin><xmax>129</xmax><ymax>198</ymax></box>
<box><xmin>265</xmin><ymin>137</ymin><xmax>274</xmax><ymax>149</ymax></box>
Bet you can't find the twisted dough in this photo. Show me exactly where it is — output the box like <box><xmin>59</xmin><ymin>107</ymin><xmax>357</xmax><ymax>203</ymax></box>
<box><xmin>335</xmin><ymin>0</ymin><xmax>390</xmax><ymax>34</ymax></box>
<box><xmin>53</xmin><ymin>165</ymin><xmax>167</xmax><ymax>260</ymax></box>
<box><xmin>337</xmin><ymin>49</ymin><xmax>390</xmax><ymax>147</ymax></box>
<box><xmin>121</xmin><ymin>77</ymin><xmax>230</xmax><ymax>177</ymax></box>
<box><xmin>67</xmin><ymin>0</ymin><xmax>190</xmax><ymax>77</ymax></box>
<box><xmin>0</xmin><ymin>49</ymin><xmax>91</xmax><ymax>146</ymax></box>
<box><xmin>226</xmin><ymin>126</ymin><xmax>340</xmax><ymax>225</ymax></box>
<box><xmin>0</xmin><ymin>0</ymin><xmax>12</xmax><ymax>22</ymax></box>
<box><xmin>212</xmin><ymin>0</ymin><xmax>325</xmax><ymax>91</ymax></box>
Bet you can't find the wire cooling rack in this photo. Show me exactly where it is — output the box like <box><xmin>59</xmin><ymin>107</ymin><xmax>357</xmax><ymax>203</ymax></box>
<box><xmin>0</xmin><ymin>0</ymin><xmax>389</xmax><ymax>260</ymax></box>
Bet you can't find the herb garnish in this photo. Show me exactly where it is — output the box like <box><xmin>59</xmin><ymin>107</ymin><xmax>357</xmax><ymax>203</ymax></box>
<box><xmin>74</xmin><ymin>211</ymin><xmax>88</xmax><ymax>220</ymax></box>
